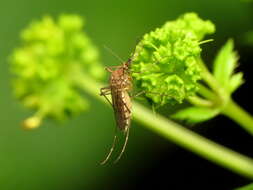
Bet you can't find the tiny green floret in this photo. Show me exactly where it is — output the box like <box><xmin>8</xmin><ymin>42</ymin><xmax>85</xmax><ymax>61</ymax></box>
<box><xmin>132</xmin><ymin>13</ymin><xmax>215</xmax><ymax>105</ymax></box>
<box><xmin>10</xmin><ymin>14</ymin><xmax>104</xmax><ymax>128</ymax></box>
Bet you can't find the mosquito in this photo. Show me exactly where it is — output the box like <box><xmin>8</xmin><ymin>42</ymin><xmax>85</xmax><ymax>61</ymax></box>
<box><xmin>100</xmin><ymin>46</ymin><xmax>138</xmax><ymax>164</ymax></box>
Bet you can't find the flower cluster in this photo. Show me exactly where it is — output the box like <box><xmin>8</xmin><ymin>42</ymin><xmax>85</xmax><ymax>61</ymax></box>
<box><xmin>131</xmin><ymin>13</ymin><xmax>215</xmax><ymax>105</ymax></box>
<box><xmin>10</xmin><ymin>14</ymin><xmax>104</xmax><ymax>126</ymax></box>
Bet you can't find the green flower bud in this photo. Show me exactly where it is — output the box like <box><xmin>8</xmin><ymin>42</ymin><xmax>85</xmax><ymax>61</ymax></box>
<box><xmin>132</xmin><ymin>12</ymin><xmax>215</xmax><ymax>105</ymax></box>
<box><xmin>10</xmin><ymin>14</ymin><xmax>104</xmax><ymax>125</ymax></box>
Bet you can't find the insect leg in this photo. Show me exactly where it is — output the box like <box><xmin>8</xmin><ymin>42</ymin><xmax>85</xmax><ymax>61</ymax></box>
<box><xmin>100</xmin><ymin>128</ymin><xmax>118</xmax><ymax>165</ymax></box>
<box><xmin>113</xmin><ymin>99</ymin><xmax>131</xmax><ymax>163</ymax></box>
<box><xmin>100</xmin><ymin>87</ymin><xmax>113</xmax><ymax>106</ymax></box>
<box><xmin>100</xmin><ymin>87</ymin><xmax>111</xmax><ymax>94</ymax></box>
<box><xmin>113</xmin><ymin>126</ymin><xmax>130</xmax><ymax>164</ymax></box>
<box><xmin>131</xmin><ymin>90</ymin><xmax>145</xmax><ymax>98</ymax></box>
<box><xmin>120</xmin><ymin>98</ymin><xmax>131</xmax><ymax>114</ymax></box>
<box><xmin>105</xmin><ymin>66</ymin><xmax>121</xmax><ymax>73</ymax></box>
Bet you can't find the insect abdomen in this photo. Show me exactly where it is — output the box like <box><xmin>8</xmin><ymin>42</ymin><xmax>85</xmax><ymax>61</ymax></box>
<box><xmin>112</xmin><ymin>90</ymin><xmax>132</xmax><ymax>133</ymax></box>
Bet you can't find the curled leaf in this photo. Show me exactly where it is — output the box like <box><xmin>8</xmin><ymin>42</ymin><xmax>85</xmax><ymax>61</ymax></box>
<box><xmin>171</xmin><ymin>106</ymin><xmax>220</xmax><ymax>123</ymax></box>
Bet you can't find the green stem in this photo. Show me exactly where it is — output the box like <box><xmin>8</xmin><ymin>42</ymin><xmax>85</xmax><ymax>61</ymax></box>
<box><xmin>197</xmin><ymin>60</ymin><xmax>253</xmax><ymax>134</ymax></box>
<box><xmin>75</xmin><ymin>74</ymin><xmax>253</xmax><ymax>178</ymax></box>
<box><xmin>198</xmin><ymin>59</ymin><xmax>228</xmax><ymax>103</ymax></box>
<box><xmin>197</xmin><ymin>84</ymin><xmax>219</xmax><ymax>103</ymax></box>
<box><xmin>187</xmin><ymin>96</ymin><xmax>213</xmax><ymax>107</ymax></box>
<box><xmin>134</xmin><ymin>103</ymin><xmax>253</xmax><ymax>178</ymax></box>
<box><xmin>222</xmin><ymin>99</ymin><xmax>253</xmax><ymax>135</ymax></box>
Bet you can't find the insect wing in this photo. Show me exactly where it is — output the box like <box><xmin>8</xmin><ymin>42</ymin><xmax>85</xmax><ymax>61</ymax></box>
<box><xmin>111</xmin><ymin>89</ymin><xmax>131</xmax><ymax>132</ymax></box>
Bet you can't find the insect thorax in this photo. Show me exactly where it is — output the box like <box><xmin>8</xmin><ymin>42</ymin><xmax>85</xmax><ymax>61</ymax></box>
<box><xmin>110</xmin><ymin>69</ymin><xmax>131</xmax><ymax>90</ymax></box>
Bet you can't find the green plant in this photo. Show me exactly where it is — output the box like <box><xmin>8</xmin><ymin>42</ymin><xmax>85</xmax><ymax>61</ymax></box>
<box><xmin>132</xmin><ymin>13</ymin><xmax>214</xmax><ymax>105</ymax></box>
<box><xmin>235</xmin><ymin>183</ymin><xmax>253</xmax><ymax>190</ymax></box>
<box><xmin>9</xmin><ymin>13</ymin><xmax>253</xmax><ymax>178</ymax></box>
<box><xmin>10</xmin><ymin>14</ymin><xmax>104</xmax><ymax>129</ymax></box>
<box><xmin>132</xmin><ymin>13</ymin><xmax>253</xmax><ymax>135</ymax></box>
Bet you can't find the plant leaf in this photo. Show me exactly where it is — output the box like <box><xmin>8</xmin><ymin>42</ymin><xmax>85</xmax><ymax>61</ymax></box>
<box><xmin>213</xmin><ymin>39</ymin><xmax>238</xmax><ymax>92</ymax></box>
<box><xmin>229</xmin><ymin>72</ymin><xmax>244</xmax><ymax>93</ymax></box>
<box><xmin>171</xmin><ymin>106</ymin><xmax>220</xmax><ymax>123</ymax></box>
<box><xmin>235</xmin><ymin>183</ymin><xmax>253</xmax><ymax>190</ymax></box>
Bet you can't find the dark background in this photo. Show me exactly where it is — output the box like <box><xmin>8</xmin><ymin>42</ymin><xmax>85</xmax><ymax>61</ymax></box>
<box><xmin>0</xmin><ymin>0</ymin><xmax>253</xmax><ymax>189</ymax></box>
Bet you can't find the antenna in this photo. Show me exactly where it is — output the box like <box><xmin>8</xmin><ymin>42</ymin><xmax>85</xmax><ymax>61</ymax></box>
<box><xmin>103</xmin><ymin>45</ymin><xmax>124</xmax><ymax>63</ymax></box>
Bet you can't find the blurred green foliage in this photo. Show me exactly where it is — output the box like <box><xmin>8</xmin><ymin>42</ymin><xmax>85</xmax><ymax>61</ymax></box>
<box><xmin>10</xmin><ymin>14</ymin><xmax>104</xmax><ymax>128</ymax></box>
<box><xmin>244</xmin><ymin>31</ymin><xmax>253</xmax><ymax>45</ymax></box>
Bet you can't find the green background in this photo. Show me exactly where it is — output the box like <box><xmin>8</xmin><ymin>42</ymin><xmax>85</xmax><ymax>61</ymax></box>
<box><xmin>0</xmin><ymin>0</ymin><xmax>252</xmax><ymax>189</ymax></box>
